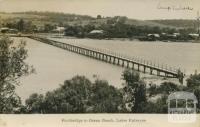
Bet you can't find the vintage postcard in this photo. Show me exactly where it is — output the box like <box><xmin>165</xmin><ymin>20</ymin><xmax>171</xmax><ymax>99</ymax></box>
<box><xmin>0</xmin><ymin>0</ymin><xmax>200</xmax><ymax>127</ymax></box>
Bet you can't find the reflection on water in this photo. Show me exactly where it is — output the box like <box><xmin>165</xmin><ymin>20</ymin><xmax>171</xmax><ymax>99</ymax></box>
<box><xmin>13</xmin><ymin>37</ymin><xmax>200</xmax><ymax>102</ymax></box>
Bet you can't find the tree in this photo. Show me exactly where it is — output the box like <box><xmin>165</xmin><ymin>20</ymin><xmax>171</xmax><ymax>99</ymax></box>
<box><xmin>44</xmin><ymin>24</ymin><xmax>55</xmax><ymax>33</ymax></box>
<box><xmin>27</xmin><ymin>76</ymin><xmax>92</xmax><ymax>113</ymax></box>
<box><xmin>25</xmin><ymin>76</ymin><xmax>124</xmax><ymax>113</ymax></box>
<box><xmin>158</xmin><ymin>82</ymin><xmax>180</xmax><ymax>95</ymax></box>
<box><xmin>24</xmin><ymin>21</ymin><xmax>37</xmax><ymax>33</ymax></box>
<box><xmin>17</xmin><ymin>19</ymin><xmax>25</xmax><ymax>32</ymax></box>
<box><xmin>186</xmin><ymin>73</ymin><xmax>200</xmax><ymax>112</ymax></box>
<box><xmin>25</xmin><ymin>93</ymin><xmax>44</xmax><ymax>113</ymax></box>
<box><xmin>89</xmin><ymin>79</ymin><xmax>123</xmax><ymax>113</ymax></box>
<box><xmin>142</xmin><ymin>95</ymin><xmax>168</xmax><ymax>113</ymax></box>
<box><xmin>187</xmin><ymin>73</ymin><xmax>200</xmax><ymax>88</ymax></box>
<box><xmin>97</xmin><ymin>15</ymin><xmax>102</xmax><ymax>19</ymax></box>
<box><xmin>122</xmin><ymin>69</ymin><xmax>146</xmax><ymax>113</ymax></box>
<box><xmin>0</xmin><ymin>36</ymin><xmax>34</xmax><ymax>113</ymax></box>
<box><xmin>194</xmin><ymin>88</ymin><xmax>200</xmax><ymax>113</ymax></box>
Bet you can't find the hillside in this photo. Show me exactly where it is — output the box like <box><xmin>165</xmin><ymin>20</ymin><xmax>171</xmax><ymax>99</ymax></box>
<box><xmin>0</xmin><ymin>11</ymin><xmax>94</xmax><ymax>27</ymax></box>
<box><xmin>150</xmin><ymin>19</ymin><xmax>196</xmax><ymax>28</ymax></box>
<box><xmin>0</xmin><ymin>11</ymin><xmax>196</xmax><ymax>28</ymax></box>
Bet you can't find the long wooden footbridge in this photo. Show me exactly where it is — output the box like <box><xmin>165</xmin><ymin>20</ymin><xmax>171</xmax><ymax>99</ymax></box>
<box><xmin>27</xmin><ymin>35</ymin><xmax>185</xmax><ymax>83</ymax></box>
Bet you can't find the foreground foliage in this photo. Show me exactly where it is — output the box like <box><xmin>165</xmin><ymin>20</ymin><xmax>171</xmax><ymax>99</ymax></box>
<box><xmin>0</xmin><ymin>36</ymin><xmax>34</xmax><ymax>113</ymax></box>
<box><xmin>25</xmin><ymin>76</ymin><xmax>123</xmax><ymax>113</ymax></box>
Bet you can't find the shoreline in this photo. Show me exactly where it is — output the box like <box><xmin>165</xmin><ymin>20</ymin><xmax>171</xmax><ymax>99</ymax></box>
<box><xmin>1</xmin><ymin>33</ymin><xmax>199</xmax><ymax>44</ymax></box>
<box><xmin>52</xmin><ymin>35</ymin><xmax>199</xmax><ymax>44</ymax></box>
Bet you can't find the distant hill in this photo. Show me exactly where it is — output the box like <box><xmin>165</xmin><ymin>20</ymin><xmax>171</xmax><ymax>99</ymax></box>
<box><xmin>0</xmin><ymin>11</ymin><xmax>196</xmax><ymax>28</ymax></box>
<box><xmin>150</xmin><ymin>19</ymin><xmax>196</xmax><ymax>28</ymax></box>
<box><xmin>0</xmin><ymin>11</ymin><xmax>94</xmax><ymax>27</ymax></box>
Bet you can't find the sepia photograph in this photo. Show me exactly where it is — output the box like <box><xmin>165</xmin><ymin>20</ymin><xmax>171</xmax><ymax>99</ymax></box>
<box><xmin>0</xmin><ymin>0</ymin><xmax>200</xmax><ymax>126</ymax></box>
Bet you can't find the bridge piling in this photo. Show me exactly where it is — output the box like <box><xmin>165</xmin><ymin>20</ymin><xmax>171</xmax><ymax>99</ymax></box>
<box><xmin>122</xmin><ymin>60</ymin><xmax>124</xmax><ymax>67</ymax></box>
<box><xmin>28</xmin><ymin>36</ymin><xmax>184</xmax><ymax>81</ymax></box>
<box><xmin>109</xmin><ymin>56</ymin><xmax>112</xmax><ymax>63</ymax></box>
<box><xmin>138</xmin><ymin>64</ymin><xmax>140</xmax><ymax>71</ymax></box>
<box><xmin>127</xmin><ymin>61</ymin><xmax>129</xmax><ymax>68</ymax></box>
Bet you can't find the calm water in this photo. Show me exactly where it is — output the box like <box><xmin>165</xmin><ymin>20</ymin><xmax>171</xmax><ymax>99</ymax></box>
<box><xmin>13</xmin><ymin>37</ymin><xmax>200</xmax><ymax>102</ymax></box>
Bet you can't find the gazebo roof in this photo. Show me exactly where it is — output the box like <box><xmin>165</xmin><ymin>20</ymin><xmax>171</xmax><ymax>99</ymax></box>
<box><xmin>167</xmin><ymin>91</ymin><xmax>198</xmax><ymax>103</ymax></box>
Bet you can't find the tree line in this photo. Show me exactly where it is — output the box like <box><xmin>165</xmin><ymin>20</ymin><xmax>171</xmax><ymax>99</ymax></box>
<box><xmin>1</xmin><ymin>16</ymin><xmax>197</xmax><ymax>41</ymax></box>
<box><xmin>64</xmin><ymin>17</ymin><xmax>196</xmax><ymax>40</ymax></box>
<box><xmin>23</xmin><ymin>71</ymin><xmax>200</xmax><ymax>114</ymax></box>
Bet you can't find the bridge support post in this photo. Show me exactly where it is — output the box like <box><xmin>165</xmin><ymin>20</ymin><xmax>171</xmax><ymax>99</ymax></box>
<box><xmin>80</xmin><ymin>50</ymin><xmax>87</xmax><ymax>56</ymax></box>
<box><xmin>86</xmin><ymin>50</ymin><xmax>88</xmax><ymax>55</ymax></box>
<box><xmin>109</xmin><ymin>56</ymin><xmax>112</xmax><ymax>63</ymax></box>
<box><xmin>94</xmin><ymin>52</ymin><xmax>97</xmax><ymax>59</ymax></box>
<box><xmin>94</xmin><ymin>52</ymin><xmax>97</xmax><ymax>58</ymax></box>
<box><xmin>113</xmin><ymin>57</ymin><xmax>116</xmax><ymax>64</ymax></box>
<box><xmin>127</xmin><ymin>61</ymin><xmax>129</xmax><ymax>68</ymax></box>
<box><xmin>144</xmin><ymin>66</ymin><xmax>146</xmax><ymax>73</ymax></box>
<box><xmin>92</xmin><ymin>51</ymin><xmax>94</xmax><ymax>57</ymax></box>
<box><xmin>97</xmin><ymin>53</ymin><xmax>99</xmax><ymax>58</ymax></box>
<box><xmin>105</xmin><ymin>55</ymin><xmax>108</xmax><ymax>62</ymax></box>
<box><xmin>117</xmin><ymin>59</ymin><xmax>120</xmax><ymax>65</ymax></box>
<box><xmin>85</xmin><ymin>50</ymin><xmax>88</xmax><ymax>56</ymax></box>
<box><xmin>88</xmin><ymin>51</ymin><xmax>90</xmax><ymax>56</ymax></box>
<box><xmin>99</xmin><ymin>54</ymin><xmax>101</xmax><ymax>60</ymax></box>
<box><xmin>102</xmin><ymin>54</ymin><xmax>104</xmax><ymax>60</ymax></box>
<box><xmin>88</xmin><ymin>51</ymin><xmax>92</xmax><ymax>57</ymax></box>
<box><xmin>138</xmin><ymin>65</ymin><xmax>140</xmax><ymax>71</ymax></box>
<box><xmin>157</xmin><ymin>71</ymin><xmax>160</xmax><ymax>76</ymax></box>
<box><xmin>132</xmin><ymin>63</ymin><xmax>134</xmax><ymax>70</ymax></box>
<box><xmin>150</xmin><ymin>69</ymin><xmax>153</xmax><ymax>75</ymax></box>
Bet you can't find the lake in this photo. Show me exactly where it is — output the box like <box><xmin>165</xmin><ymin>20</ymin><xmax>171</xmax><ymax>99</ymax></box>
<box><xmin>13</xmin><ymin>37</ymin><xmax>200</xmax><ymax>102</ymax></box>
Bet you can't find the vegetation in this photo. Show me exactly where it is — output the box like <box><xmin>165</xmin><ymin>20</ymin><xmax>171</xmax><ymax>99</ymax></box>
<box><xmin>1</xmin><ymin>19</ymin><xmax>37</xmax><ymax>33</ymax></box>
<box><xmin>63</xmin><ymin>17</ymin><xmax>197</xmax><ymax>41</ymax></box>
<box><xmin>122</xmin><ymin>69</ymin><xmax>146</xmax><ymax>113</ymax></box>
<box><xmin>0</xmin><ymin>36</ymin><xmax>34</xmax><ymax>113</ymax></box>
<box><xmin>186</xmin><ymin>73</ymin><xmax>200</xmax><ymax>112</ymax></box>
<box><xmin>22</xmin><ymin>71</ymin><xmax>200</xmax><ymax>114</ymax></box>
<box><xmin>1</xmin><ymin>11</ymin><xmax>198</xmax><ymax>41</ymax></box>
<box><xmin>25</xmin><ymin>76</ymin><xmax>123</xmax><ymax>113</ymax></box>
<box><xmin>151</xmin><ymin>19</ymin><xmax>197</xmax><ymax>28</ymax></box>
<box><xmin>1</xmin><ymin>11</ymin><xmax>197</xmax><ymax>28</ymax></box>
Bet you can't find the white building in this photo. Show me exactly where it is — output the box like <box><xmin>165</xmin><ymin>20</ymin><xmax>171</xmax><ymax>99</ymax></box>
<box><xmin>52</xmin><ymin>26</ymin><xmax>65</xmax><ymax>33</ymax></box>
<box><xmin>188</xmin><ymin>33</ymin><xmax>199</xmax><ymax>37</ymax></box>
<box><xmin>89</xmin><ymin>30</ymin><xmax>104</xmax><ymax>34</ymax></box>
<box><xmin>147</xmin><ymin>34</ymin><xmax>160</xmax><ymax>38</ymax></box>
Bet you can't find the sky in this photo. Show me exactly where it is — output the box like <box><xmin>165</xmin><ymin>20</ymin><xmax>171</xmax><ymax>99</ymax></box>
<box><xmin>0</xmin><ymin>0</ymin><xmax>200</xmax><ymax>20</ymax></box>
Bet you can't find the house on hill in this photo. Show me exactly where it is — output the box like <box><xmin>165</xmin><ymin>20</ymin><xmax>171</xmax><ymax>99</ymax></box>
<box><xmin>89</xmin><ymin>30</ymin><xmax>104</xmax><ymax>34</ymax></box>
<box><xmin>0</xmin><ymin>27</ymin><xmax>9</xmax><ymax>33</ymax></box>
<box><xmin>88</xmin><ymin>30</ymin><xmax>104</xmax><ymax>38</ymax></box>
<box><xmin>52</xmin><ymin>26</ymin><xmax>65</xmax><ymax>33</ymax></box>
<box><xmin>188</xmin><ymin>33</ymin><xmax>199</xmax><ymax>39</ymax></box>
<box><xmin>0</xmin><ymin>27</ymin><xmax>18</xmax><ymax>33</ymax></box>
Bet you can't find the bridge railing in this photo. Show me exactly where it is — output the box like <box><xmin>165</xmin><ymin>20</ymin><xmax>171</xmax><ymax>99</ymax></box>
<box><xmin>34</xmin><ymin>35</ymin><xmax>183</xmax><ymax>74</ymax></box>
<box><xmin>68</xmin><ymin>42</ymin><xmax>181</xmax><ymax>74</ymax></box>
